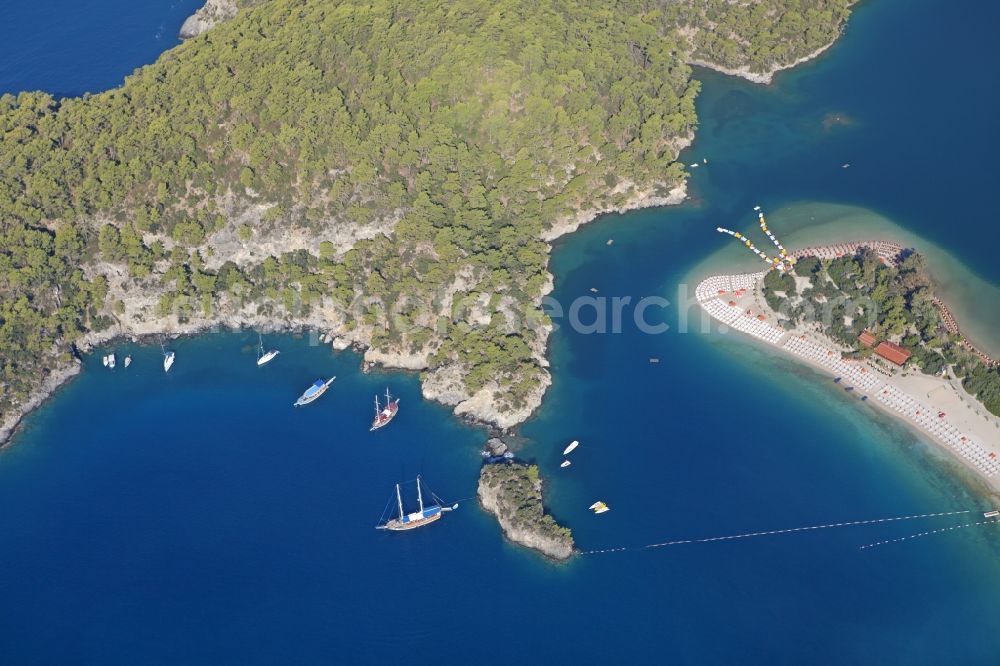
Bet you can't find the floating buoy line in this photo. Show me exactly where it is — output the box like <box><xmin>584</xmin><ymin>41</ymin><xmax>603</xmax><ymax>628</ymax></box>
<box><xmin>578</xmin><ymin>509</ymin><xmax>992</xmax><ymax>556</ymax></box>
<box><xmin>858</xmin><ymin>517</ymin><xmax>1000</xmax><ymax>551</ymax></box>
<box><xmin>716</xmin><ymin>205</ymin><xmax>797</xmax><ymax>272</ymax></box>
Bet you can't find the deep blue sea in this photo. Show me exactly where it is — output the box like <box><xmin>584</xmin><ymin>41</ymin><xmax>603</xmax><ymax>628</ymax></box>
<box><xmin>2</xmin><ymin>1</ymin><xmax>1000</xmax><ymax>663</ymax></box>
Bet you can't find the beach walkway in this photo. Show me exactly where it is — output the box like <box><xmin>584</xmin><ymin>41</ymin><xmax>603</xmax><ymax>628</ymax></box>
<box><xmin>696</xmin><ymin>272</ymin><xmax>1000</xmax><ymax>484</ymax></box>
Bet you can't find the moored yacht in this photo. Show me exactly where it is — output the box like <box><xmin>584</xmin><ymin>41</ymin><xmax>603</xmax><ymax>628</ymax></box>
<box><xmin>256</xmin><ymin>333</ymin><xmax>279</xmax><ymax>366</ymax></box>
<box><xmin>294</xmin><ymin>377</ymin><xmax>335</xmax><ymax>406</ymax></box>
<box><xmin>376</xmin><ymin>476</ymin><xmax>456</xmax><ymax>531</ymax></box>
<box><xmin>370</xmin><ymin>388</ymin><xmax>400</xmax><ymax>431</ymax></box>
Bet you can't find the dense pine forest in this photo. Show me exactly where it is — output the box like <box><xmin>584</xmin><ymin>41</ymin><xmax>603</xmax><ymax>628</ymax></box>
<box><xmin>0</xmin><ymin>0</ymin><xmax>857</xmax><ymax>429</ymax></box>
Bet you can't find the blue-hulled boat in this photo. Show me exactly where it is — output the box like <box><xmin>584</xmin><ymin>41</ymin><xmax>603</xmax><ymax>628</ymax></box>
<box><xmin>293</xmin><ymin>377</ymin><xmax>335</xmax><ymax>406</ymax></box>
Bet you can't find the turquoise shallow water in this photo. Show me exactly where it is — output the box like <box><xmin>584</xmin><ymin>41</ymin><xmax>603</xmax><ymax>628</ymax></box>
<box><xmin>2</xmin><ymin>0</ymin><xmax>1000</xmax><ymax>663</ymax></box>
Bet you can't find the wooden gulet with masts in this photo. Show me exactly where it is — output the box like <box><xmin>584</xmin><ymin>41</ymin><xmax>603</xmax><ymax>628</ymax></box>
<box><xmin>370</xmin><ymin>387</ymin><xmax>400</xmax><ymax>431</ymax></box>
<box><xmin>376</xmin><ymin>476</ymin><xmax>457</xmax><ymax>531</ymax></box>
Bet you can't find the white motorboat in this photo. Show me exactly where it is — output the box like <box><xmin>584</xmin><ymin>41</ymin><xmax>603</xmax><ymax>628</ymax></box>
<box><xmin>294</xmin><ymin>377</ymin><xmax>335</xmax><ymax>406</ymax></box>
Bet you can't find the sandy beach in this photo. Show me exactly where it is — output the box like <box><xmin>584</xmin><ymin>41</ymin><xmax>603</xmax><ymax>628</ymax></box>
<box><xmin>696</xmin><ymin>271</ymin><xmax>1000</xmax><ymax>494</ymax></box>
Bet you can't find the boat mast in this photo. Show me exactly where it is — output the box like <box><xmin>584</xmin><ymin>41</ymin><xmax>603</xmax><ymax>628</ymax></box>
<box><xmin>374</xmin><ymin>394</ymin><xmax>380</xmax><ymax>415</ymax></box>
<box><xmin>386</xmin><ymin>387</ymin><xmax>392</xmax><ymax>404</ymax></box>
<box><xmin>396</xmin><ymin>483</ymin><xmax>404</xmax><ymax>520</ymax></box>
<box><xmin>417</xmin><ymin>475</ymin><xmax>424</xmax><ymax>513</ymax></box>
<box><xmin>258</xmin><ymin>332</ymin><xmax>264</xmax><ymax>356</ymax></box>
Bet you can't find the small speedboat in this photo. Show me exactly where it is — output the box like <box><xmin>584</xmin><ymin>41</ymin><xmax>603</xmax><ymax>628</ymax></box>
<box><xmin>163</xmin><ymin>351</ymin><xmax>175</xmax><ymax>373</ymax></box>
<box><xmin>563</xmin><ymin>440</ymin><xmax>579</xmax><ymax>456</ymax></box>
<box><xmin>294</xmin><ymin>377</ymin><xmax>336</xmax><ymax>407</ymax></box>
<box><xmin>124</xmin><ymin>355</ymin><xmax>132</xmax><ymax>368</ymax></box>
<box><xmin>102</xmin><ymin>355</ymin><xmax>109</xmax><ymax>367</ymax></box>
<box><xmin>588</xmin><ymin>501</ymin><xmax>602</xmax><ymax>510</ymax></box>
<box><xmin>590</xmin><ymin>501</ymin><xmax>610</xmax><ymax>514</ymax></box>
<box><xmin>560</xmin><ymin>460</ymin><xmax>571</xmax><ymax>468</ymax></box>
<box><xmin>107</xmin><ymin>353</ymin><xmax>116</xmax><ymax>369</ymax></box>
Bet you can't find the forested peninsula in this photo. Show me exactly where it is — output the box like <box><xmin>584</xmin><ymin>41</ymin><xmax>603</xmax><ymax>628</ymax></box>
<box><xmin>1</xmin><ymin>0</ymin><xmax>858</xmax><ymax>444</ymax></box>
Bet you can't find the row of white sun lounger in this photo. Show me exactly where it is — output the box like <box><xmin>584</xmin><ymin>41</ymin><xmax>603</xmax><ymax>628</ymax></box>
<box><xmin>782</xmin><ymin>335</ymin><xmax>880</xmax><ymax>392</ymax></box>
<box><xmin>874</xmin><ymin>385</ymin><xmax>1000</xmax><ymax>477</ymax></box>
<box><xmin>698</xmin><ymin>274</ymin><xmax>999</xmax><ymax>478</ymax></box>
<box><xmin>700</xmin><ymin>299</ymin><xmax>785</xmax><ymax>345</ymax></box>
<box><xmin>695</xmin><ymin>276</ymin><xmax>732</xmax><ymax>303</ymax></box>
<box><xmin>729</xmin><ymin>272</ymin><xmax>764</xmax><ymax>291</ymax></box>
<box><xmin>694</xmin><ymin>272</ymin><xmax>765</xmax><ymax>303</ymax></box>
<box><xmin>790</xmin><ymin>241</ymin><xmax>903</xmax><ymax>264</ymax></box>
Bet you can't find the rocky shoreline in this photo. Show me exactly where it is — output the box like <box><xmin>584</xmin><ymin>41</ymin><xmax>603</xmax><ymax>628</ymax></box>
<box><xmin>689</xmin><ymin>40</ymin><xmax>841</xmax><ymax>85</ymax></box>
<box><xmin>0</xmin><ymin>29</ymin><xmax>839</xmax><ymax>450</ymax></box>
<box><xmin>179</xmin><ymin>0</ymin><xmax>240</xmax><ymax>39</ymax></box>
<box><xmin>0</xmin><ymin>361</ymin><xmax>81</xmax><ymax>451</ymax></box>
<box><xmin>4</xmin><ymin>0</ymin><xmax>855</xmax><ymax>487</ymax></box>
<box><xmin>477</xmin><ymin>447</ymin><xmax>575</xmax><ymax>561</ymax></box>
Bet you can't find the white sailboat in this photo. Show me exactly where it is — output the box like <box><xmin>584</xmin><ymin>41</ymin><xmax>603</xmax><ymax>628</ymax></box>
<box><xmin>563</xmin><ymin>440</ymin><xmax>579</xmax><ymax>456</ymax></box>
<box><xmin>102</xmin><ymin>355</ymin><xmax>109</xmax><ymax>367</ymax></box>
<box><xmin>124</xmin><ymin>355</ymin><xmax>132</xmax><ymax>368</ymax></box>
<box><xmin>163</xmin><ymin>350</ymin><xmax>175</xmax><ymax>372</ymax></box>
<box><xmin>560</xmin><ymin>460</ymin><xmax>571</xmax><ymax>468</ymax></box>
<box><xmin>256</xmin><ymin>333</ymin><xmax>279</xmax><ymax>366</ymax></box>
<box><xmin>107</xmin><ymin>353</ymin><xmax>116</xmax><ymax>369</ymax></box>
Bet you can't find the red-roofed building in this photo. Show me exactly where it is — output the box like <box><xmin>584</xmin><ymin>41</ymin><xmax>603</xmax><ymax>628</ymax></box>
<box><xmin>858</xmin><ymin>330</ymin><xmax>877</xmax><ymax>348</ymax></box>
<box><xmin>875</xmin><ymin>341</ymin><xmax>912</xmax><ymax>366</ymax></box>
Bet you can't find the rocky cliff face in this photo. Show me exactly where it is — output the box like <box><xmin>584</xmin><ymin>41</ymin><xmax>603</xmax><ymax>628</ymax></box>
<box><xmin>478</xmin><ymin>460</ymin><xmax>574</xmax><ymax>560</ymax></box>
<box><xmin>179</xmin><ymin>0</ymin><xmax>241</xmax><ymax>39</ymax></box>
